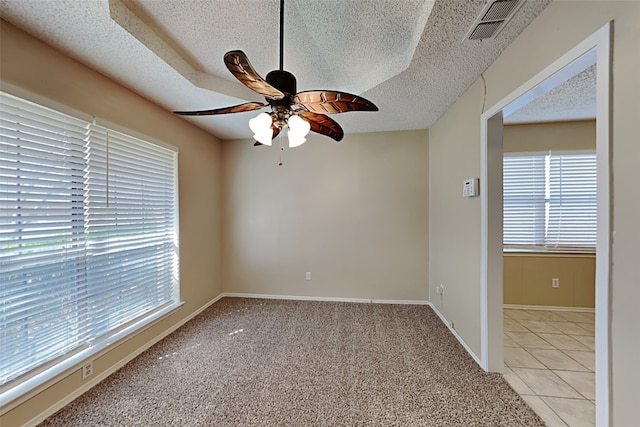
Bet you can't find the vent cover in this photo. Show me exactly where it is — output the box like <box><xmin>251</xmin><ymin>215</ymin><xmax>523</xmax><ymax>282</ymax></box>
<box><xmin>466</xmin><ymin>0</ymin><xmax>523</xmax><ymax>40</ymax></box>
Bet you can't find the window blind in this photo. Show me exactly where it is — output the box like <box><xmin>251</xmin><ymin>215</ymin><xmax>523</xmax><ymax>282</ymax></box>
<box><xmin>85</xmin><ymin>124</ymin><xmax>178</xmax><ymax>341</ymax></box>
<box><xmin>503</xmin><ymin>151</ymin><xmax>596</xmax><ymax>252</ymax></box>
<box><xmin>0</xmin><ymin>91</ymin><xmax>179</xmax><ymax>390</ymax></box>
<box><xmin>1</xmin><ymin>93</ymin><xmax>91</xmax><ymax>384</ymax></box>
<box><xmin>547</xmin><ymin>153</ymin><xmax>597</xmax><ymax>251</ymax></box>
<box><xmin>503</xmin><ymin>154</ymin><xmax>547</xmax><ymax>249</ymax></box>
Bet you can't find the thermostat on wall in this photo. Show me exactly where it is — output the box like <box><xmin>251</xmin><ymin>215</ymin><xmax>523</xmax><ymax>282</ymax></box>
<box><xmin>463</xmin><ymin>178</ymin><xmax>479</xmax><ymax>198</ymax></box>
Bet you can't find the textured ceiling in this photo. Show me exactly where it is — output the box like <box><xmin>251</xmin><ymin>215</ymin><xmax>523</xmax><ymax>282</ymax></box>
<box><xmin>127</xmin><ymin>0</ymin><xmax>436</xmax><ymax>95</ymax></box>
<box><xmin>0</xmin><ymin>0</ymin><xmax>593</xmax><ymax>142</ymax></box>
<box><xmin>505</xmin><ymin>65</ymin><xmax>597</xmax><ymax>124</ymax></box>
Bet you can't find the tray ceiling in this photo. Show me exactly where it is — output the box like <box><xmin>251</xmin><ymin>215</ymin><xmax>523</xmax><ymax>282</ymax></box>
<box><xmin>0</xmin><ymin>0</ymin><xmax>594</xmax><ymax>140</ymax></box>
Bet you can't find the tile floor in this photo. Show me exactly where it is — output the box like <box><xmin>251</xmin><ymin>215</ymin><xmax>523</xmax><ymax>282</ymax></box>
<box><xmin>503</xmin><ymin>308</ymin><xmax>595</xmax><ymax>427</ymax></box>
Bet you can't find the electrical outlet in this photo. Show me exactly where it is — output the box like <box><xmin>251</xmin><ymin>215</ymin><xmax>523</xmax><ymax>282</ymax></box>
<box><xmin>82</xmin><ymin>362</ymin><xmax>93</xmax><ymax>379</ymax></box>
<box><xmin>305</xmin><ymin>272</ymin><xmax>311</xmax><ymax>281</ymax></box>
<box><xmin>552</xmin><ymin>278</ymin><xmax>560</xmax><ymax>288</ymax></box>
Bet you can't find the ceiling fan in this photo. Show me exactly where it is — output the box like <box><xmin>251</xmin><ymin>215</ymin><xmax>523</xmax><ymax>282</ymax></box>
<box><xmin>174</xmin><ymin>0</ymin><xmax>378</xmax><ymax>148</ymax></box>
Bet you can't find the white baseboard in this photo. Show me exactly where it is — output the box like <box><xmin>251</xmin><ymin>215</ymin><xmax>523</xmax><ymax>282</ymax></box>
<box><xmin>221</xmin><ymin>292</ymin><xmax>370</xmax><ymax>303</ymax></box>
<box><xmin>503</xmin><ymin>304</ymin><xmax>595</xmax><ymax>313</ymax></box>
<box><xmin>371</xmin><ymin>299</ymin><xmax>430</xmax><ymax>305</ymax></box>
<box><xmin>26</xmin><ymin>293</ymin><xmax>225</xmax><ymax>427</ymax></box>
<box><xmin>427</xmin><ymin>302</ymin><xmax>483</xmax><ymax>368</ymax></box>
<box><xmin>221</xmin><ymin>292</ymin><xmax>429</xmax><ymax>305</ymax></box>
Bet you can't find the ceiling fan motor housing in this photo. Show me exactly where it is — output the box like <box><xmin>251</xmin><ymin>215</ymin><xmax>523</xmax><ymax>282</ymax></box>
<box><xmin>266</xmin><ymin>70</ymin><xmax>297</xmax><ymax>95</ymax></box>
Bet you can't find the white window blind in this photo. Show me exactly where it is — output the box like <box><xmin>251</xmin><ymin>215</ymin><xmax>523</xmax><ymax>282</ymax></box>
<box><xmin>85</xmin><ymin>124</ymin><xmax>179</xmax><ymax>340</ymax></box>
<box><xmin>503</xmin><ymin>154</ymin><xmax>547</xmax><ymax>248</ymax></box>
<box><xmin>547</xmin><ymin>153</ymin><xmax>597</xmax><ymax>250</ymax></box>
<box><xmin>1</xmin><ymin>93</ymin><xmax>91</xmax><ymax>383</ymax></box>
<box><xmin>503</xmin><ymin>152</ymin><xmax>596</xmax><ymax>252</ymax></box>
<box><xmin>0</xmin><ymin>91</ymin><xmax>179</xmax><ymax>392</ymax></box>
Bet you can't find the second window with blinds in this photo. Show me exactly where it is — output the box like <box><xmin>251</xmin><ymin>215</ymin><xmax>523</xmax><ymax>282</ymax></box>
<box><xmin>503</xmin><ymin>151</ymin><xmax>597</xmax><ymax>253</ymax></box>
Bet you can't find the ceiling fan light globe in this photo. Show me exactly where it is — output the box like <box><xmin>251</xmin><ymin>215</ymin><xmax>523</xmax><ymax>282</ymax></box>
<box><xmin>249</xmin><ymin>112</ymin><xmax>273</xmax><ymax>134</ymax></box>
<box><xmin>287</xmin><ymin>130</ymin><xmax>306</xmax><ymax>148</ymax></box>
<box><xmin>287</xmin><ymin>115</ymin><xmax>311</xmax><ymax>137</ymax></box>
<box><xmin>254</xmin><ymin>131</ymin><xmax>273</xmax><ymax>146</ymax></box>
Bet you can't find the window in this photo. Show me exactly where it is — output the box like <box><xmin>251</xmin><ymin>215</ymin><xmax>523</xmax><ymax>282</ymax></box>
<box><xmin>503</xmin><ymin>151</ymin><xmax>596</xmax><ymax>252</ymax></box>
<box><xmin>0</xmin><ymin>91</ymin><xmax>179</xmax><ymax>402</ymax></box>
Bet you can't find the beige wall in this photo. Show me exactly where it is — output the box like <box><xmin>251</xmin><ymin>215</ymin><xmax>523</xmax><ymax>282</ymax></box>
<box><xmin>504</xmin><ymin>254</ymin><xmax>595</xmax><ymax>308</ymax></box>
<box><xmin>0</xmin><ymin>21</ymin><xmax>223</xmax><ymax>426</ymax></box>
<box><xmin>429</xmin><ymin>1</ymin><xmax>640</xmax><ymax>424</ymax></box>
<box><xmin>222</xmin><ymin>130</ymin><xmax>429</xmax><ymax>301</ymax></box>
<box><xmin>504</xmin><ymin>120</ymin><xmax>596</xmax><ymax>152</ymax></box>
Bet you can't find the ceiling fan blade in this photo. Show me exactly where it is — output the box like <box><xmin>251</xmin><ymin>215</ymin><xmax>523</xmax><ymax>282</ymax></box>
<box><xmin>174</xmin><ymin>101</ymin><xmax>267</xmax><ymax>116</ymax></box>
<box><xmin>294</xmin><ymin>91</ymin><xmax>378</xmax><ymax>114</ymax></box>
<box><xmin>298</xmin><ymin>111</ymin><xmax>344</xmax><ymax>142</ymax></box>
<box><xmin>253</xmin><ymin>125</ymin><xmax>281</xmax><ymax>146</ymax></box>
<box><xmin>224</xmin><ymin>50</ymin><xmax>285</xmax><ymax>100</ymax></box>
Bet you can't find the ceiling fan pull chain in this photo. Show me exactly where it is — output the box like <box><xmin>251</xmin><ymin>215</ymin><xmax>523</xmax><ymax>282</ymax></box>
<box><xmin>278</xmin><ymin>131</ymin><xmax>284</xmax><ymax>166</ymax></box>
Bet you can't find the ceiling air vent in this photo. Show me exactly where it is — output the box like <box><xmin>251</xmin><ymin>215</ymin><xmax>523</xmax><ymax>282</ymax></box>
<box><xmin>466</xmin><ymin>0</ymin><xmax>524</xmax><ymax>40</ymax></box>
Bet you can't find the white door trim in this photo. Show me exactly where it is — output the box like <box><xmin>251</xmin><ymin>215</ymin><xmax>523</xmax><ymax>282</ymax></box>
<box><xmin>480</xmin><ymin>22</ymin><xmax>612</xmax><ymax>426</ymax></box>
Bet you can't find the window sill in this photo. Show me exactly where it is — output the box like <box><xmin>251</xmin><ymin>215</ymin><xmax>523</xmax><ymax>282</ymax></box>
<box><xmin>504</xmin><ymin>250</ymin><xmax>595</xmax><ymax>258</ymax></box>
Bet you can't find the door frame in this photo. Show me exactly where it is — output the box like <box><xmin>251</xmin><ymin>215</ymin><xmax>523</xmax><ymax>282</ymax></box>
<box><xmin>479</xmin><ymin>22</ymin><xmax>612</xmax><ymax>426</ymax></box>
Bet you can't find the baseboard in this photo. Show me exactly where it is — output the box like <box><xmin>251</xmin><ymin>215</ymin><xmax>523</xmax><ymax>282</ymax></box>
<box><xmin>503</xmin><ymin>304</ymin><xmax>595</xmax><ymax>313</ymax></box>
<box><xmin>427</xmin><ymin>302</ymin><xmax>483</xmax><ymax>368</ymax></box>
<box><xmin>221</xmin><ymin>292</ymin><xmax>429</xmax><ymax>305</ymax></box>
<box><xmin>26</xmin><ymin>293</ymin><xmax>225</xmax><ymax>427</ymax></box>
<box><xmin>371</xmin><ymin>298</ymin><xmax>430</xmax><ymax>305</ymax></box>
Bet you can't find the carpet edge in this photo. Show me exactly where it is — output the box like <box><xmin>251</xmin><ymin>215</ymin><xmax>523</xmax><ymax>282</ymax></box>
<box><xmin>25</xmin><ymin>293</ymin><xmax>226</xmax><ymax>427</ymax></box>
<box><xmin>221</xmin><ymin>292</ymin><xmax>429</xmax><ymax>305</ymax></box>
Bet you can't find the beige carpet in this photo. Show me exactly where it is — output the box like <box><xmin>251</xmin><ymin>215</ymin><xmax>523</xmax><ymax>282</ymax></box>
<box><xmin>40</xmin><ymin>298</ymin><xmax>544</xmax><ymax>426</ymax></box>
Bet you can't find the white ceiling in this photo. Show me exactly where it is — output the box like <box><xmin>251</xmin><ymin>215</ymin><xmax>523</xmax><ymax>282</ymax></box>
<box><xmin>505</xmin><ymin>64</ymin><xmax>597</xmax><ymax>124</ymax></box>
<box><xmin>0</xmin><ymin>0</ymin><xmax>594</xmax><ymax>141</ymax></box>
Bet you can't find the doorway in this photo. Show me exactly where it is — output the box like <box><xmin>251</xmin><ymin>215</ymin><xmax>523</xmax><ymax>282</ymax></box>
<box><xmin>480</xmin><ymin>23</ymin><xmax>611</xmax><ymax>426</ymax></box>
